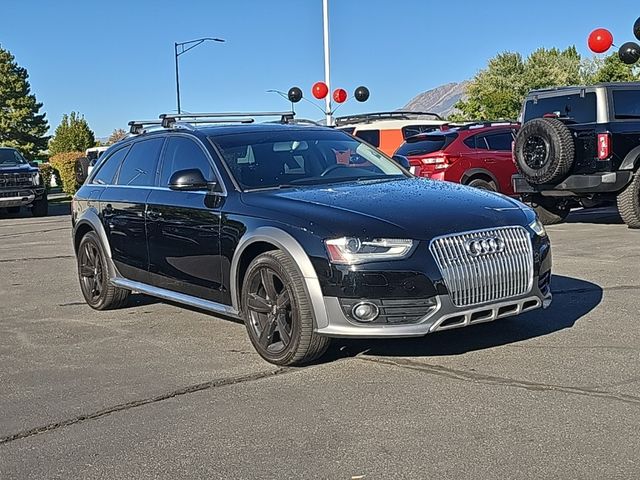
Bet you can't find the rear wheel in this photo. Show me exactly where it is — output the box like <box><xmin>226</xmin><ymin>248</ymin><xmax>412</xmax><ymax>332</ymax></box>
<box><xmin>617</xmin><ymin>170</ymin><xmax>640</xmax><ymax>229</ymax></box>
<box><xmin>77</xmin><ymin>231</ymin><xmax>130</xmax><ymax>309</ymax></box>
<box><xmin>241</xmin><ymin>250</ymin><xmax>330</xmax><ymax>366</ymax></box>
<box><xmin>7</xmin><ymin>206</ymin><xmax>20</xmax><ymax>214</ymax></box>
<box><xmin>530</xmin><ymin>197</ymin><xmax>570</xmax><ymax>225</ymax></box>
<box><xmin>467</xmin><ymin>178</ymin><xmax>497</xmax><ymax>192</ymax></box>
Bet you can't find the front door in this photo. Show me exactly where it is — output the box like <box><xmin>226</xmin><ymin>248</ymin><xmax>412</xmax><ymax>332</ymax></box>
<box><xmin>146</xmin><ymin>136</ymin><xmax>226</xmax><ymax>304</ymax></box>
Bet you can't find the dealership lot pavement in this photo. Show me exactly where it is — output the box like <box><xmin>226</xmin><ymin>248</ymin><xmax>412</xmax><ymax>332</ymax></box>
<box><xmin>1</xmin><ymin>202</ymin><xmax>639</xmax><ymax>479</ymax></box>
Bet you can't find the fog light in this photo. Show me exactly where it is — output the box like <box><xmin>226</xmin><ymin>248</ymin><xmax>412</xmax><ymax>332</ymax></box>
<box><xmin>351</xmin><ymin>301</ymin><xmax>379</xmax><ymax>322</ymax></box>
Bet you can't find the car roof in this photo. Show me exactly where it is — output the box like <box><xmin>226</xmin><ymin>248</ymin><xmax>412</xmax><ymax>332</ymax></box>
<box><xmin>528</xmin><ymin>81</ymin><xmax>640</xmax><ymax>96</ymax></box>
<box><xmin>338</xmin><ymin>119</ymin><xmax>447</xmax><ymax>130</ymax></box>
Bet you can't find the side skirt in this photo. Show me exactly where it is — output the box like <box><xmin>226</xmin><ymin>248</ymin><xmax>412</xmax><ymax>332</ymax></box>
<box><xmin>111</xmin><ymin>277</ymin><xmax>240</xmax><ymax>318</ymax></box>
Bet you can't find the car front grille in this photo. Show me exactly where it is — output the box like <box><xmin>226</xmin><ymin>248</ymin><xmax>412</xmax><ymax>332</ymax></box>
<box><xmin>0</xmin><ymin>173</ymin><xmax>33</xmax><ymax>188</ymax></box>
<box><xmin>429</xmin><ymin>226</ymin><xmax>533</xmax><ymax>307</ymax></box>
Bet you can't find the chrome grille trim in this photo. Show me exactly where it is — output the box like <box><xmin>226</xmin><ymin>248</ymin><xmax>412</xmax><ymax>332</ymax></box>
<box><xmin>429</xmin><ymin>226</ymin><xmax>534</xmax><ymax>307</ymax></box>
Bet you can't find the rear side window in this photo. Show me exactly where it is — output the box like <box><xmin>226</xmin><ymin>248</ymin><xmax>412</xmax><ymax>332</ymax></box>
<box><xmin>484</xmin><ymin>132</ymin><xmax>513</xmax><ymax>151</ymax></box>
<box><xmin>396</xmin><ymin>134</ymin><xmax>458</xmax><ymax>156</ymax></box>
<box><xmin>524</xmin><ymin>93</ymin><xmax>597</xmax><ymax>123</ymax></box>
<box><xmin>160</xmin><ymin>137</ymin><xmax>215</xmax><ymax>186</ymax></box>
<box><xmin>115</xmin><ymin>138</ymin><xmax>164</xmax><ymax>186</ymax></box>
<box><xmin>612</xmin><ymin>90</ymin><xmax>640</xmax><ymax>119</ymax></box>
<box><xmin>92</xmin><ymin>146</ymin><xmax>130</xmax><ymax>185</ymax></box>
<box><xmin>355</xmin><ymin>129</ymin><xmax>380</xmax><ymax>147</ymax></box>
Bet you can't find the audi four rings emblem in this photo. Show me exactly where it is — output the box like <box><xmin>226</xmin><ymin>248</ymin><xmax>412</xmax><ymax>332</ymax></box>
<box><xmin>465</xmin><ymin>237</ymin><xmax>506</xmax><ymax>256</ymax></box>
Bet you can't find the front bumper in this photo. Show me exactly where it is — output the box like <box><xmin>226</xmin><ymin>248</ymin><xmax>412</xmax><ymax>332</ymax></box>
<box><xmin>316</xmin><ymin>285</ymin><xmax>551</xmax><ymax>338</ymax></box>
<box><xmin>512</xmin><ymin>172</ymin><xmax>632</xmax><ymax>195</ymax></box>
<box><xmin>0</xmin><ymin>188</ymin><xmax>44</xmax><ymax>208</ymax></box>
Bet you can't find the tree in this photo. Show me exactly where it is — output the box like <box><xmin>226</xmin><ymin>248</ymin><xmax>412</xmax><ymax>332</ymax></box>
<box><xmin>107</xmin><ymin>128</ymin><xmax>127</xmax><ymax>145</ymax></box>
<box><xmin>591</xmin><ymin>53</ymin><xmax>640</xmax><ymax>83</ymax></box>
<box><xmin>49</xmin><ymin>112</ymin><xmax>96</xmax><ymax>155</ymax></box>
<box><xmin>0</xmin><ymin>45</ymin><xmax>49</xmax><ymax>158</ymax></box>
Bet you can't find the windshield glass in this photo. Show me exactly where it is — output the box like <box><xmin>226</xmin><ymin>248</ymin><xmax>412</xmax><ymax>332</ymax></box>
<box><xmin>613</xmin><ymin>90</ymin><xmax>640</xmax><ymax>119</ymax></box>
<box><xmin>0</xmin><ymin>148</ymin><xmax>27</xmax><ymax>167</ymax></box>
<box><xmin>211</xmin><ymin>128</ymin><xmax>407</xmax><ymax>190</ymax></box>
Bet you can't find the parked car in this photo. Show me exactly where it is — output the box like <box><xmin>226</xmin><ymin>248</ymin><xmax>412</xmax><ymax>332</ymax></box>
<box><xmin>0</xmin><ymin>147</ymin><xmax>48</xmax><ymax>216</ymax></box>
<box><xmin>394</xmin><ymin>122</ymin><xmax>520</xmax><ymax>194</ymax></box>
<box><xmin>513</xmin><ymin>82</ymin><xmax>640</xmax><ymax>227</ymax></box>
<box><xmin>336</xmin><ymin>111</ymin><xmax>447</xmax><ymax>156</ymax></box>
<box><xmin>86</xmin><ymin>146</ymin><xmax>109</xmax><ymax>177</ymax></box>
<box><xmin>72</xmin><ymin>112</ymin><xmax>552</xmax><ymax>366</ymax></box>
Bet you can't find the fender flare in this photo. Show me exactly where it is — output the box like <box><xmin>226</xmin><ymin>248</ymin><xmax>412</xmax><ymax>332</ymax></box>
<box><xmin>229</xmin><ymin>226</ymin><xmax>329</xmax><ymax>330</ymax></box>
<box><xmin>73</xmin><ymin>208</ymin><xmax>117</xmax><ymax>279</ymax></box>
<box><xmin>461</xmin><ymin>168</ymin><xmax>500</xmax><ymax>187</ymax></box>
<box><xmin>620</xmin><ymin>145</ymin><xmax>640</xmax><ymax>171</ymax></box>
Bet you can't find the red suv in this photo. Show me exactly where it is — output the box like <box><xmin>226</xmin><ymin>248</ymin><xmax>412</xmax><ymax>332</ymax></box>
<box><xmin>393</xmin><ymin>122</ymin><xmax>520</xmax><ymax>195</ymax></box>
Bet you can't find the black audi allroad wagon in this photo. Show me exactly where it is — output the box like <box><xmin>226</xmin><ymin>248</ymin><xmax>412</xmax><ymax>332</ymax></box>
<box><xmin>72</xmin><ymin>112</ymin><xmax>552</xmax><ymax>365</ymax></box>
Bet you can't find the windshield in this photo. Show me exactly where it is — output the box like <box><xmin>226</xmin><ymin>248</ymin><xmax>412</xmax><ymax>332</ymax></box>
<box><xmin>612</xmin><ymin>90</ymin><xmax>640</xmax><ymax>119</ymax></box>
<box><xmin>0</xmin><ymin>148</ymin><xmax>27</xmax><ymax>167</ymax></box>
<box><xmin>211</xmin><ymin>128</ymin><xmax>407</xmax><ymax>190</ymax></box>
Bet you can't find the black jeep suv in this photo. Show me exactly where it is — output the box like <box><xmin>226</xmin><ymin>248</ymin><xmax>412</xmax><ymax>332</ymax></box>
<box><xmin>513</xmin><ymin>82</ymin><xmax>640</xmax><ymax>227</ymax></box>
<box><xmin>0</xmin><ymin>147</ymin><xmax>48</xmax><ymax>216</ymax></box>
<box><xmin>72</xmin><ymin>112</ymin><xmax>552</xmax><ymax>365</ymax></box>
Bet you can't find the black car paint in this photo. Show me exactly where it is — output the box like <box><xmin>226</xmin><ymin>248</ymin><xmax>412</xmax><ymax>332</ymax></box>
<box><xmin>73</xmin><ymin>125</ymin><xmax>550</xmax><ymax>311</ymax></box>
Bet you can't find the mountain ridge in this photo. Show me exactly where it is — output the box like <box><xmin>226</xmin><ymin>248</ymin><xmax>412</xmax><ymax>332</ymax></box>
<box><xmin>402</xmin><ymin>81</ymin><xmax>469</xmax><ymax>119</ymax></box>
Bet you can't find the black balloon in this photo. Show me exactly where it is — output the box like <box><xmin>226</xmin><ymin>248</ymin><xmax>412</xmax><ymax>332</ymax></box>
<box><xmin>618</xmin><ymin>42</ymin><xmax>640</xmax><ymax>65</ymax></box>
<box><xmin>634</xmin><ymin>17</ymin><xmax>640</xmax><ymax>42</ymax></box>
<box><xmin>287</xmin><ymin>86</ymin><xmax>303</xmax><ymax>103</ymax></box>
<box><xmin>354</xmin><ymin>86</ymin><xmax>370</xmax><ymax>102</ymax></box>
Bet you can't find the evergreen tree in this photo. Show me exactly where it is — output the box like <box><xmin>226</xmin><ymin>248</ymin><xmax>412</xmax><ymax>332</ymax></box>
<box><xmin>591</xmin><ymin>53</ymin><xmax>640</xmax><ymax>83</ymax></box>
<box><xmin>49</xmin><ymin>112</ymin><xmax>96</xmax><ymax>155</ymax></box>
<box><xmin>0</xmin><ymin>45</ymin><xmax>49</xmax><ymax>158</ymax></box>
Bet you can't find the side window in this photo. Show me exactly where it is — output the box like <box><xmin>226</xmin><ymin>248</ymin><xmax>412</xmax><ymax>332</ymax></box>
<box><xmin>475</xmin><ymin>136</ymin><xmax>489</xmax><ymax>150</ymax></box>
<box><xmin>485</xmin><ymin>132</ymin><xmax>514</xmax><ymax>151</ymax></box>
<box><xmin>160</xmin><ymin>137</ymin><xmax>215</xmax><ymax>186</ymax></box>
<box><xmin>115</xmin><ymin>138</ymin><xmax>164</xmax><ymax>186</ymax></box>
<box><xmin>92</xmin><ymin>146</ymin><xmax>130</xmax><ymax>185</ymax></box>
<box><xmin>355</xmin><ymin>129</ymin><xmax>380</xmax><ymax>147</ymax></box>
<box><xmin>463</xmin><ymin>137</ymin><xmax>476</xmax><ymax>149</ymax></box>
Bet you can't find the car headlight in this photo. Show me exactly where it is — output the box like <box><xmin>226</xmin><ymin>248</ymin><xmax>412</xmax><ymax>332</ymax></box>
<box><xmin>529</xmin><ymin>218</ymin><xmax>547</xmax><ymax>237</ymax></box>
<box><xmin>32</xmin><ymin>172</ymin><xmax>40</xmax><ymax>186</ymax></box>
<box><xmin>325</xmin><ymin>237</ymin><xmax>414</xmax><ymax>264</ymax></box>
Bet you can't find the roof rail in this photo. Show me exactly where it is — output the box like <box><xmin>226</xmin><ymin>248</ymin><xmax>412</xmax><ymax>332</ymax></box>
<box><xmin>335</xmin><ymin>111</ymin><xmax>444</xmax><ymax>126</ymax></box>
<box><xmin>158</xmin><ymin>111</ymin><xmax>295</xmax><ymax>128</ymax></box>
<box><xmin>127</xmin><ymin>120</ymin><xmax>164</xmax><ymax>134</ymax></box>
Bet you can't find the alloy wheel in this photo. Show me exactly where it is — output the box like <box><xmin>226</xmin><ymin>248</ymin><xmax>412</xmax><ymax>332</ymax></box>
<box><xmin>523</xmin><ymin>135</ymin><xmax>550</xmax><ymax>169</ymax></box>
<box><xmin>79</xmin><ymin>241</ymin><xmax>104</xmax><ymax>303</ymax></box>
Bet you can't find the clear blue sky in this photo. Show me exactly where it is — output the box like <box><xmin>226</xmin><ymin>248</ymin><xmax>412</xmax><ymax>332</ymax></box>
<box><xmin>3</xmin><ymin>0</ymin><xmax>638</xmax><ymax>137</ymax></box>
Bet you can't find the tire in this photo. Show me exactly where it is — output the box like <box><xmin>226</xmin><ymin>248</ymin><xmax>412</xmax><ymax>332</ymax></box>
<box><xmin>514</xmin><ymin>118</ymin><xmax>575</xmax><ymax>185</ymax></box>
<box><xmin>7</xmin><ymin>206</ymin><xmax>20</xmax><ymax>214</ymax></box>
<box><xmin>31</xmin><ymin>195</ymin><xmax>48</xmax><ymax>217</ymax></box>
<box><xmin>76</xmin><ymin>157</ymin><xmax>90</xmax><ymax>184</ymax></box>
<box><xmin>617</xmin><ymin>170</ymin><xmax>640</xmax><ymax>229</ymax></box>
<box><xmin>241</xmin><ymin>250</ymin><xmax>330</xmax><ymax>366</ymax></box>
<box><xmin>530</xmin><ymin>197</ymin><xmax>570</xmax><ymax>225</ymax></box>
<box><xmin>467</xmin><ymin>178</ymin><xmax>497</xmax><ymax>192</ymax></box>
<box><xmin>77</xmin><ymin>231</ymin><xmax>130</xmax><ymax>310</ymax></box>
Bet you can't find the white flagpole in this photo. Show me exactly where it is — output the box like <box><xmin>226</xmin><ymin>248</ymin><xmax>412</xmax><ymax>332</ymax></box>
<box><xmin>322</xmin><ymin>0</ymin><xmax>332</xmax><ymax>126</ymax></box>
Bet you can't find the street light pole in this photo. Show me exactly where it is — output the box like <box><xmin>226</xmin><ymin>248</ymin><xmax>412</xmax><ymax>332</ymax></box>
<box><xmin>174</xmin><ymin>37</ymin><xmax>225</xmax><ymax>114</ymax></box>
<box><xmin>322</xmin><ymin>0</ymin><xmax>332</xmax><ymax>126</ymax></box>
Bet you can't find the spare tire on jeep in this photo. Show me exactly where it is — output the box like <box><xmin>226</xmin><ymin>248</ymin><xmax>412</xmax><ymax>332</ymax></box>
<box><xmin>514</xmin><ymin>118</ymin><xmax>575</xmax><ymax>185</ymax></box>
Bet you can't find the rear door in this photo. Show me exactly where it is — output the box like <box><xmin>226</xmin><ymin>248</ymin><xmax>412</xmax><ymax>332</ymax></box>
<box><xmin>476</xmin><ymin>130</ymin><xmax>517</xmax><ymax>194</ymax></box>
<box><xmin>145</xmin><ymin>135</ymin><xmax>226</xmax><ymax>304</ymax></box>
<box><xmin>98</xmin><ymin>137</ymin><xmax>165</xmax><ymax>282</ymax></box>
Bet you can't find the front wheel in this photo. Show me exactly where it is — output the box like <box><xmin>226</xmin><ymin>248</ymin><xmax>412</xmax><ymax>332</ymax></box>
<box><xmin>617</xmin><ymin>170</ymin><xmax>640</xmax><ymax>229</ymax></box>
<box><xmin>241</xmin><ymin>250</ymin><xmax>330</xmax><ymax>366</ymax></box>
<box><xmin>31</xmin><ymin>195</ymin><xmax>48</xmax><ymax>217</ymax></box>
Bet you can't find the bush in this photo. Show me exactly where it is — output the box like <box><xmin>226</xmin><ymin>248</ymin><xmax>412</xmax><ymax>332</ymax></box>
<box><xmin>38</xmin><ymin>163</ymin><xmax>56</xmax><ymax>190</ymax></box>
<box><xmin>49</xmin><ymin>151</ymin><xmax>84</xmax><ymax>195</ymax></box>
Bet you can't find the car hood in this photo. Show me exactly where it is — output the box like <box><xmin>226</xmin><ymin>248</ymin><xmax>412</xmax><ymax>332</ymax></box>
<box><xmin>240</xmin><ymin>177</ymin><xmax>530</xmax><ymax>241</ymax></box>
<box><xmin>0</xmin><ymin>164</ymin><xmax>37</xmax><ymax>174</ymax></box>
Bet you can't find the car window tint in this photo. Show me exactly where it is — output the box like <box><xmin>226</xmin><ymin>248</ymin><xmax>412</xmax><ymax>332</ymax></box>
<box><xmin>485</xmin><ymin>132</ymin><xmax>513</xmax><ymax>151</ymax></box>
<box><xmin>115</xmin><ymin>138</ymin><xmax>164</xmax><ymax>186</ymax></box>
<box><xmin>463</xmin><ymin>137</ymin><xmax>476</xmax><ymax>149</ymax></box>
<box><xmin>402</xmin><ymin>125</ymin><xmax>439</xmax><ymax>139</ymax></box>
<box><xmin>160</xmin><ymin>137</ymin><xmax>215</xmax><ymax>186</ymax></box>
<box><xmin>475</xmin><ymin>136</ymin><xmax>489</xmax><ymax>150</ymax></box>
<box><xmin>355</xmin><ymin>129</ymin><xmax>380</xmax><ymax>147</ymax></box>
<box><xmin>612</xmin><ymin>90</ymin><xmax>640</xmax><ymax>119</ymax></box>
<box><xmin>395</xmin><ymin>133</ymin><xmax>458</xmax><ymax>156</ymax></box>
<box><xmin>92</xmin><ymin>146</ymin><xmax>130</xmax><ymax>185</ymax></box>
<box><xmin>524</xmin><ymin>93</ymin><xmax>597</xmax><ymax>123</ymax></box>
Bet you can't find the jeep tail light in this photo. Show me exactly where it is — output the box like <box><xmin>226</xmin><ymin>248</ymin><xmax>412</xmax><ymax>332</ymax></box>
<box><xmin>597</xmin><ymin>133</ymin><xmax>610</xmax><ymax>160</ymax></box>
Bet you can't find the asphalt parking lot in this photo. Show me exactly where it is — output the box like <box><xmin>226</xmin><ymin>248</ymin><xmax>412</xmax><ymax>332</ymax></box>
<box><xmin>0</xmin><ymin>201</ymin><xmax>639</xmax><ymax>479</ymax></box>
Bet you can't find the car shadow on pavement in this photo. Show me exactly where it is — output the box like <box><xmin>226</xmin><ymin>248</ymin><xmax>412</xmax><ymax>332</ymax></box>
<box><xmin>565</xmin><ymin>206</ymin><xmax>623</xmax><ymax>225</ymax></box>
<box><xmin>327</xmin><ymin>274</ymin><xmax>602</xmax><ymax>360</ymax></box>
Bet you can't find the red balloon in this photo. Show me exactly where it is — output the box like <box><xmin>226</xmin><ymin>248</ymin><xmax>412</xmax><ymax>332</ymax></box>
<box><xmin>588</xmin><ymin>28</ymin><xmax>613</xmax><ymax>53</ymax></box>
<box><xmin>333</xmin><ymin>88</ymin><xmax>347</xmax><ymax>103</ymax></box>
<box><xmin>312</xmin><ymin>81</ymin><xmax>328</xmax><ymax>99</ymax></box>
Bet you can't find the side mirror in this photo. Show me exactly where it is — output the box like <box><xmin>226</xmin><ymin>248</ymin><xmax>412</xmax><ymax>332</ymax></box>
<box><xmin>169</xmin><ymin>168</ymin><xmax>213</xmax><ymax>191</ymax></box>
<box><xmin>29</xmin><ymin>161</ymin><xmax>39</xmax><ymax>168</ymax></box>
<box><xmin>392</xmin><ymin>155</ymin><xmax>411</xmax><ymax>170</ymax></box>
